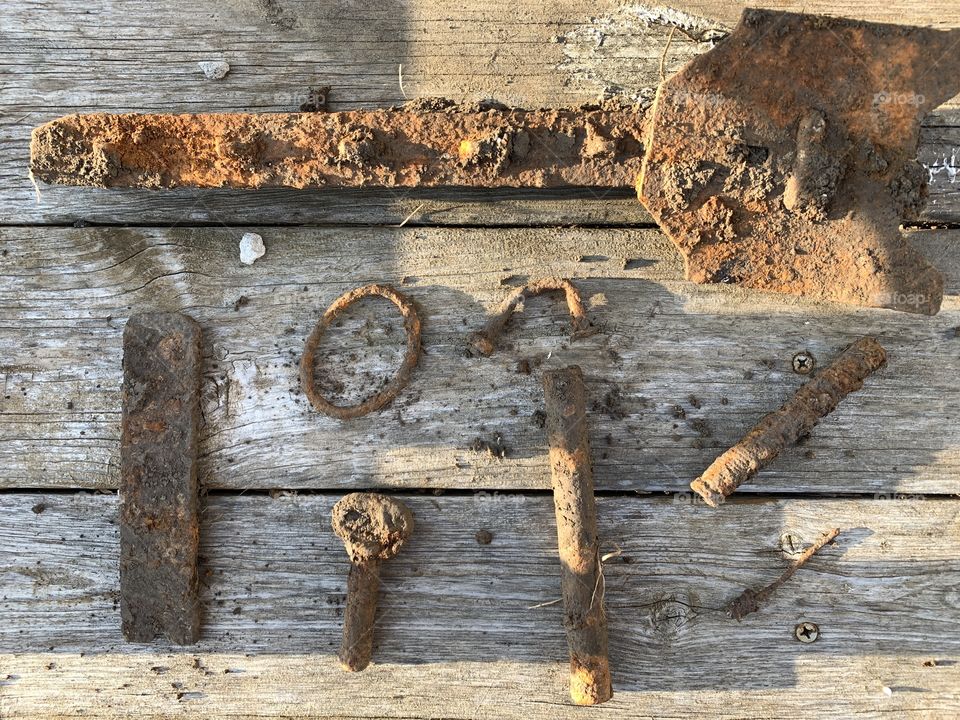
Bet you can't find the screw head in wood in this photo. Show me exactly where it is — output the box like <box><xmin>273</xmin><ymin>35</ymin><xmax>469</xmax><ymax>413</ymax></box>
<box><xmin>792</xmin><ymin>351</ymin><xmax>815</xmax><ymax>375</ymax></box>
<box><xmin>795</xmin><ymin>621</ymin><xmax>820</xmax><ymax>643</ymax></box>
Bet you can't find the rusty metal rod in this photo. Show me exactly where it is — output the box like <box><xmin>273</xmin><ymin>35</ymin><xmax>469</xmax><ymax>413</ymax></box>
<box><xmin>119</xmin><ymin>312</ymin><xmax>203</xmax><ymax>645</ymax></box>
<box><xmin>30</xmin><ymin>106</ymin><xmax>644</xmax><ymax>190</ymax></box>
<box><xmin>691</xmin><ymin>337</ymin><xmax>887</xmax><ymax>507</ymax></box>
<box><xmin>543</xmin><ymin>366</ymin><xmax>613</xmax><ymax>705</ymax></box>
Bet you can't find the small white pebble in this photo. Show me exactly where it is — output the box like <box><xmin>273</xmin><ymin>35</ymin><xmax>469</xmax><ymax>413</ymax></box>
<box><xmin>239</xmin><ymin>232</ymin><xmax>265</xmax><ymax>265</ymax></box>
<box><xmin>198</xmin><ymin>60</ymin><xmax>230</xmax><ymax>80</ymax></box>
<box><xmin>882</xmin><ymin>686</ymin><xmax>893</xmax><ymax>696</ymax></box>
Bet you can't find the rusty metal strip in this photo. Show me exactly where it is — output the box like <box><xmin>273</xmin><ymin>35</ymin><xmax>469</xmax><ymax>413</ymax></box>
<box><xmin>120</xmin><ymin>312</ymin><xmax>202</xmax><ymax>644</ymax></box>
<box><xmin>30</xmin><ymin>103</ymin><xmax>644</xmax><ymax>190</ymax></box>
<box><xmin>639</xmin><ymin>9</ymin><xmax>960</xmax><ymax>315</ymax></box>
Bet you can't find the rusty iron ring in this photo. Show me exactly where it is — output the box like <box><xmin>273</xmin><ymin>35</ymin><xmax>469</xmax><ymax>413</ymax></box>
<box><xmin>300</xmin><ymin>284</ymin><xmax>422</xmax><ymax>420</ymax></box>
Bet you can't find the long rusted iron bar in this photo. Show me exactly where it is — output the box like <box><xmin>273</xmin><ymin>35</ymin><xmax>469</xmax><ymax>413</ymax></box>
<box><xmin>691</xmin><ymin>337</ymin><xmax>887</xmax><ymax>508</ymax></box>
<box><xmin>30</xmin><ymin>104</ymin><xmax>644</xmax><ymax>190</ymax></box>
<box><xmin>543</xmin><ymin>366</ymin><xmax>612</xmax><ymax>705</ymax></box>
<box><xmin>120</xmin><ymin>312</ymin><xmax>203</xmax><ymax>645</ymax></box>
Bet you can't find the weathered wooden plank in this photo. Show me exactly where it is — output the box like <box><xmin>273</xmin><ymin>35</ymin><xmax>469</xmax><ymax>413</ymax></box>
<box><xmin>1</xmin><ymin>225</ymin><xmax>957</xmax><ymax>493</ymax></box>
<box><xmin>4</xmin><ymin>0</ymin><xmax>960</xmax><ymax>225</ymax></box>
<box><xmin>1</xmin><ymin>492</ymin><xmax>957</xmax><ymax>718</ymax></box>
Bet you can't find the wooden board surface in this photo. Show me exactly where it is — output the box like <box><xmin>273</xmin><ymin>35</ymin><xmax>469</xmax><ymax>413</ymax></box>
<box><xmin>5</xmin><ymin>0</ymin><xmax>960</xmax><ymax>225</ymax></box>
<box><xmin>4</xmin><ymin>2</ymin><xmax>960</xmax><ymax>718</ymax></box>
<box><xmin>2</xmin><ymin>492</ymin><xmax>958</xmax><ymax>718</ymax></box>
<box><xmin>1</xmin><ymin>225</ymin><xmax>957</xmax><ymax>495</ymax></box>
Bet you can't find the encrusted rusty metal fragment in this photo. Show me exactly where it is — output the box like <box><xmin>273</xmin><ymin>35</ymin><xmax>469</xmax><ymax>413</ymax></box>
<box><xmin>691</xmin><ymin>337</ymin><xmax>887</xmax><ymax>507</ymax></box>
<box><xmin>331</xmin><ymin>493</ymin><xmax>415</xmax><ymax>672</ymax></box>
<box><xmin>639</xmin><ymin>9</ymin><xmax>960</xmax><ymax>315</ymax></box>
<box><xmin>300</xmin><ymin>284</ymin><xmax>422</xmax><ymax>420</ymax></box>
<box><xmin>468</xmin><ymin>278</ymin><xmax>595</xmax><ymax>357</ymax></box>
<box><xmin>543</xmin><ymin>366</ymin><xmax>612</xmax><ymax>706</ymax></box>
<box><xmin>30</xmin><ymin>102</ymin><xmax>644</xmax><ymax>190</ymax></box>
<box><xmin>120</xmin><ymin>312</ymin><xmax>202</xmax><ymax>645</ymax></box>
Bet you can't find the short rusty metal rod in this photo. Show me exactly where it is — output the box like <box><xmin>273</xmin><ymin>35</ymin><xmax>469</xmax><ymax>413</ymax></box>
<box><xmin>468</xmin><ymin>278</ymin><xmax>595</xmax><ymax>357</ymax></box>
<box><xmin>543</xmin><ymin>366</ymin><xmax>612</xmax><ymax>706</ymax></box>
<box><xmin>691</xmin><ymin>337</ymin><xmax>887</xmax><ymax>507</ymax></box>
<box><xmin>340</xmin><ymin>559</ymin><xmax>382</xmax><ymax>671</ymax></box>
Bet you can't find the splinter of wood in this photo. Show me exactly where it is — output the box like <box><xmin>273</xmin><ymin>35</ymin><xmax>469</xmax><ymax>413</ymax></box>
<box><xmin>331</xmin><ymin>493</ymin><xmax>414</xmax><ymax>671</ymax></box>
<box><xmin>468</xmin><ymin>278</ymin><xmax>595</xmax><ymax>357</ymax></box>
<box><xmin>300</xmin><ymin>284</ymin><xmax>421</xmax><ymax>420</ymax></box>
<box><xmin>727</xmin><ymin>528</ymin><xmax>841</xmax><ymax>621</ymax></box>
<box><xmin>543</xmin><ymin>366</ymin><xmax>613</xmax><ymax>705</ymax></box>
<box><xmin>691</xmin><ymin>337</ymin><xmax>887</xmax><ymax>507</ymax></box>
<box><xmin>119</xmin><ymin>312</ymin><xmax>202</xmax><ymax>644</ymax></box>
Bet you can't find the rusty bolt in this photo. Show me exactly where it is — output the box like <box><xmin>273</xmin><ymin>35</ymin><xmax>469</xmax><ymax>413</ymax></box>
<box><xmin>794</xmin><ymin>621</ymin><xmax>819</xmax><ymax>643</ymax></box>
<box><xmin>331</xmin><ymin>493</ymin><xmax>414</xmax><ymax>671</ymax></box>
<box><xmin>791</xmin><ymin>350</ymin><xmax>815</xmax><ymax>375</ymax></box>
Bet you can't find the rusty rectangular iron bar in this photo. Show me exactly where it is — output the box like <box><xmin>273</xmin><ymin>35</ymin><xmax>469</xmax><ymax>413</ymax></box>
<box><xmin>30</xmin><ymin>105</ymin><xmax>644</xmax><ymax>190</ymax></box>
<box><xmin>543</xmin><ymin>366</ymin><xmax>612</xmax><ymax>705</ymax></box>
<box><xmin>120</xmin><ymin>312</ymin><xmax>203</xmax><ymax>645</ymax></box>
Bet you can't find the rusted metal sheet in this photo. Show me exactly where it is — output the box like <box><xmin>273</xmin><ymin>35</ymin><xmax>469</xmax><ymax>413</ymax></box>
<box><xmin>30</xmin><ymin>103</ymin><xmax>644</xmax><ymax>190</ymax></box>
<box><xmin>638</xmin><ymin>9</ymin><xmax>960</xmax><ymax>315</ymax></box>
<box><xmin>120</xmin><ymin>312</ymin><xmax>202</xmax><ymax>645</ymax></box>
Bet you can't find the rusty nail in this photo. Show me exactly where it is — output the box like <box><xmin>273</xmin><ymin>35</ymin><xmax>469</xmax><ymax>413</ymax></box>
<box><xmin>119</xmin><ymin>312</ymin><xmax>203</xmax><ymax>645</ymax></box>
<box><xmin>331</xmin><ymin>493</ymin><xmax>415</xmax><ymax>672</ymax></box>
<box><xmin>795</xmin><ymin>621</ymin><xmax>820</xmax><ymax>643</ymax></box>
<box><xmin>300</xmin><ymin>284</ymin><xmax>422</xmax><ymax>420</ymax></box>
<box><xmin>543</xmin><ymin>366</ymin><xmax>613</xmax><ymax>705</ymax></box>
<box><xmin>792</xmin><ymin>350</ymin><xmax>815</xmax><ymax>374</ymax></box>
<box><xmin>467</xmin><ymin>277</ymin><xmax>595</xmax><ymax>357</ymax></box>
<box><xmin>691</xmin><ymin>337</ymin><xmax>886</xmax><ymax>507</ymax></box>
<box><xmin>727</xmin><ymin>528</ymin><xmax>840</xmax><ymax>621</ymax></box>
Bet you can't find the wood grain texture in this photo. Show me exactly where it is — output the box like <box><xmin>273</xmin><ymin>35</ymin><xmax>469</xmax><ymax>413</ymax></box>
<box><xmin>4</xmin><ymin>0</ymin><xmax>960</xmax><ymax>225</ymax></box>
<box><xmin>1</xmin><ymin>225</ymin><xmax>957</xmax><ymax>494</ymax></box>
<box><xmin>1</xmin><ymin>492</ymin><xmax>958</xmax><ymax>718</ymax></box>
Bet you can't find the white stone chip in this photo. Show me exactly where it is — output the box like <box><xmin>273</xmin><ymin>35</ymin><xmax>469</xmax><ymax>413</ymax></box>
<box><xmin>198</xmin><ymin>60</ymin><xmax>230</xmax><ymax>80</ymax></box>
<box><xmin>239</xmin><ymin>232</ymin><xmax>266</xmax><ymax>265</ymax></box>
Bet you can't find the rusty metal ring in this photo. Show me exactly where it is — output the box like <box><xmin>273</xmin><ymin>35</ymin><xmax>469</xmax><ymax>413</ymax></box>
<box><xmin>300</xmin><ymin>283</ymin><xmax>422</xmax><ymax>420</ymax></box>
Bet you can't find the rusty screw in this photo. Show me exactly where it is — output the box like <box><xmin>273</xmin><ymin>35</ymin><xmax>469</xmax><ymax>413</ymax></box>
<box><xmin>331</xmin><ymin>493</ymin><xmax>414</xmax><ymax>671</ymax></box>
<box><xmin>791</xmin><ymin>350</ymin><xmax>815</xmax><ymax>375</ymax></box>
<box><xmin>795</xmin><ymin>621</ymin><xmax>820</xmax><ymax>643</ymax></box>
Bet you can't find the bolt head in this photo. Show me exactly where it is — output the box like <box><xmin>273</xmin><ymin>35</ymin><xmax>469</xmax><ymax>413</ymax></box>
<box><xmin>792</xmin><ymin>351</ymin><xmax>816</xmax><ymax>375</ymax></box>
<box><xmin>795</xmin><ymin>621</ymin><xmax>819</xmax><ymax>643</ymax></box>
